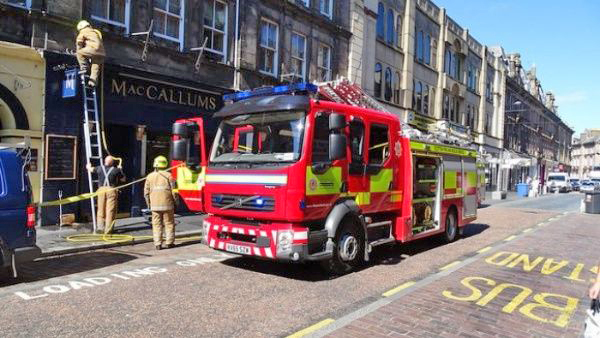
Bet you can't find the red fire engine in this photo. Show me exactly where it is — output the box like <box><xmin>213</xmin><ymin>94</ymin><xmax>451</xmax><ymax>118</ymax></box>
<box><xmin>171</xmin><ymin>81</ymin><xmax>478</xmax><ymax>273</ymax></box>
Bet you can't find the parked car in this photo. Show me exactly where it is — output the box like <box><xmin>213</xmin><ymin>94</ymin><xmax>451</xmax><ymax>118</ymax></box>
<box><xmin>580</xmin><ymin>180</ymin><xmax>599</xmax><ymax>193</ymax></box>
<box><xmin>0</xmin><ymin>149</ymin><xmax>40</xmax><ymax>278</ymax></box>
<box><xmin>547</xmin><ymin>173</ymin><xmax>571</xmax><ymax>193</ymax></box>
<box><xmin>569</xmin><ymin>178</ymin><xmax>581</xmax><ymax>191</ymax></box>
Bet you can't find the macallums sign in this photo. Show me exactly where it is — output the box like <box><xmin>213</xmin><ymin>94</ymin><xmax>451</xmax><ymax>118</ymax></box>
<box><xmin>109</xmin><ymin>72</ymin><xmax>221</xmax><ymax>112</ymax></box>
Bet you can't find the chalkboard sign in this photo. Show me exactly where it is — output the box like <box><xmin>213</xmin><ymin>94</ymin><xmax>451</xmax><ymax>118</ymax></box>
<box><xmin>45</xmin><ymin>134</ymin><xmax>77</xmax><ymax>180</ymax></box>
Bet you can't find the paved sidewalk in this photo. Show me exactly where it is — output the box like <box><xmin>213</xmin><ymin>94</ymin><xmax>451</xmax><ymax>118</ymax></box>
<box><xmin>311</xmin><ymin>211</ymin><xmax>600</xmax><ymax>337</ymax></box>
<box><xmin>36</xmin><ymin>213</ymin><xmax>205</xmax><ymax>256</ymax></box>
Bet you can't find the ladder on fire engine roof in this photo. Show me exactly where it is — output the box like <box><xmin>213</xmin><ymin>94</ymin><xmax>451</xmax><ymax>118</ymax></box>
<box><xmin>315</xmin><ymin>77</ymin><xmax>389</xmax><ymax>113</ymax></box>
<box><xmin>80</xmin><ymin>74</ymin><xmax>104</xmax><ymax>233</ymax></box>
<box><xmin>315</xmin><ymin>78</ymin><xmax>474</xmax><ymax>148</ymax></box>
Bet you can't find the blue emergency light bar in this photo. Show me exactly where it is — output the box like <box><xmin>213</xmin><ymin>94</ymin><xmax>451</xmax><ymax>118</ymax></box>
<box><xmin>223</xmin><ymin>82</ymin><xmax>318</xmax><ymax>102</ymax></box>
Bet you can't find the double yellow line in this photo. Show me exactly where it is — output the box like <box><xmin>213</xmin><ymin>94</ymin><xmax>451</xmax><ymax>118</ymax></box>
<box><xmin>37</xmin><ymin>164</ymin><xmax>183</xmax><ymax>207</ymax></box>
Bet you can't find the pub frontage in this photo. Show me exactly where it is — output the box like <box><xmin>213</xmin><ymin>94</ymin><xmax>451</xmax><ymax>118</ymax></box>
<box><xmin>41</xmin><ymin>51</ymin><xmax>225</xmax><ymax>225</ymax></box>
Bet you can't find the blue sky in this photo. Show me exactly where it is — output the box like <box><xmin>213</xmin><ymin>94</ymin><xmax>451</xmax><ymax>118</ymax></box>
<box><xmin>437</xmin><ymin>0</ymin><xmax>600</xmax><ymax>136</ymax></box>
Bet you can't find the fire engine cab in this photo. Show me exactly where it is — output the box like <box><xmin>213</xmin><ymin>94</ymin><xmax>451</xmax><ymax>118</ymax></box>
<box><xmin>171</xmin><ymin>81</ymin><xmax>478</xmax><ymax>274</ymax></box>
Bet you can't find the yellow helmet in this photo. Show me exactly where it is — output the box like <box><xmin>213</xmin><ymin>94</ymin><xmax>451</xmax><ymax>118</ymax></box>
<box><xmin>153</xmin><ymin>155</ymin><xmax>168</xmax><ymax>169</ymax></box>
<box><xmin>77</xmin><ymin>20</ymin><xmax>91</xmax><ymax>31</ymax></box>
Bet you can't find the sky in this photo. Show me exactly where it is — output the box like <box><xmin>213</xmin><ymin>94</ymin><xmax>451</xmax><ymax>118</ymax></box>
<box><xmin>436</xmin><ymin>0</ymin><xmax>600</xmax><ymax>137</ymax></box>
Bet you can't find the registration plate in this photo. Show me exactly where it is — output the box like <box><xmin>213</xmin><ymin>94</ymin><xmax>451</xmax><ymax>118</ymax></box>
<box><xmin>225</xmin><ymin>243</ymin><xmax>251</xmax><ymax>255</ymax></box>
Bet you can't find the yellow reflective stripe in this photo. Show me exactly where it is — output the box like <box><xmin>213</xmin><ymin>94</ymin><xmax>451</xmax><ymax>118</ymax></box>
<box><xmin>177</xmin><ymin>166</ymin><xmax>205</xmax><ymax>191</ymax></box>
<box><xmin>355</xmin><ymin>192</ymin><xmax>370</xmax><ymax>205</ymax></box>
<box><xmin>444</xmin><ymin>171</ymin><xmax>457</xmax><ymax>189</ymax></box>
<box><xmin>206</xmin><ymin>174</ymin><xmax>287</xmax><ymax>185</ymax></box>
<box><xmin>391</xmin><ymin>190</ymin><xmax>402</xmax><ymax>202</ymax></box>
<box><xmin>467</xmin><ymin>171</ymin><xmax>477</xmax><ymax>188</ymax></box>
<box><xmin>370</xmin><ymin>168</ymin><xmax>392</xmax><ymax>193</ymax></box>
<box><xmin>306</xmin><ymin>166</ymin><xmax>342</xmax><ymax>196</ymax></box>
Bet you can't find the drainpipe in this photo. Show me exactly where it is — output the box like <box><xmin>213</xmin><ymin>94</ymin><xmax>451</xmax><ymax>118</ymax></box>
<box><xmin>233</xmin><ymin>0</ymin><xmax>241</xmax><ymax>90</ymax></box>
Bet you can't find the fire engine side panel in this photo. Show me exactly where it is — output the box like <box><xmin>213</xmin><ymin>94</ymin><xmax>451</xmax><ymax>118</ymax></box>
<box><xmin>462</xmin><ymin>157</ymin><xmax>478</xmax><ymax>219</ymax></box>
<box><xmin>394</xmin><ymin>136</ymin><xmax>414</xmax><ymax>242</ymax></box>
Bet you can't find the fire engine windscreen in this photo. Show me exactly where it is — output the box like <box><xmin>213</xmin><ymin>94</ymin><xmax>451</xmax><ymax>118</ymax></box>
<box><xmin>210</xmin><ymin>111</ymin><xmax>306</xmax><ymax>165</ymax></box>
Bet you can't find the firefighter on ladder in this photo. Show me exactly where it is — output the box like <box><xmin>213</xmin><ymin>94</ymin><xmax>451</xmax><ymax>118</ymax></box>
<box><xmin>76</xmin><ymin>20</ymin><xmax>105</xmax><ymax>87</ymax></box>
<box><xmin>86</xmin><ymin>156</ymin><xmax>125</xmax><ymax>234</ymax></box>
<box><xmin>144</xmin><ymin>156</ymin><xmax>178</xmax><ymax>250</ymax></box>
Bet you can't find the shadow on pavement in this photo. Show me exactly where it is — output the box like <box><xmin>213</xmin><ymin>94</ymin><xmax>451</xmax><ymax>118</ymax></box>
<box><xmin>0</xmin><ymin>251</ymin><xmax>138</xmax><ymax>286</ymax></box>
<box><xmin>221</xmin><ymin>222</ymin><xmax>490</xmax><ymax>282</ymax></box>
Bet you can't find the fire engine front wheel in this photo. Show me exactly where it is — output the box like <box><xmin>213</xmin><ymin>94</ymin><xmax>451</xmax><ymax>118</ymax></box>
<box><xmin>322</xmin><ymin>218</ymin><xmax>365</xmax><ymax>275</ymax></box>
<box><xmin>443</xmin><ymin>209</ymin><xmax>458</xmax><ymax>243</ymax></box>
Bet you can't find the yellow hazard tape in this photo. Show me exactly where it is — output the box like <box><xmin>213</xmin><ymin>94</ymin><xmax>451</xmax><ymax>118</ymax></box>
<box><xmin>37</xmin><ymin>164</ymin><xmax>183</xmax><ymax>207</ymax></box>
<box><xmin>65</xmin><ymin>234</ymin><xmax>202</xmax><ymax>244</ymax></box>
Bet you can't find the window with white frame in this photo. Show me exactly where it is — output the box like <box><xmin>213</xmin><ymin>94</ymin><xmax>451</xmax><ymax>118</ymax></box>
<box><xmin>290</xmin><ymin>32</ymin><xmax>307</xmax><ymax>80</ymax></box>
<box><xmin>319</xmin><ymin>0</ymin><xmax>333</xmax><ymax>19</ymax></box>
<box><xmin>317</xmin><ymin>44</ymin><xmax>332</xmax><ymax>81</ymax></box>
<box><xmin>153</xmin><ymin>0</ymin><xmax>185</xmax><ymax>48</ymax></box>
<box><xmin>91</xmin><ymin>0</ymin><xmax>130</xmax><ymax>31</ymax></box>
<box><xmin>6</xmin><ymin>0</ymin><xmax>31</xmax><ymax>8</ymax></box>
<box><xmin>203</xmin><ymin>0</ymin><xmax>227</xmax><ymax>62</ymax></box>
<box><xmin>259</xmin><ymin>19</ymin><xmax>279</xmax><ymax>76</ymax></box>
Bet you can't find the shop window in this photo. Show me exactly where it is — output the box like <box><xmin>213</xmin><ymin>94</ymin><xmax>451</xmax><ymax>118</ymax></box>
<box><xmin>349</xmin><ymin>118</ymin><xmax>365</xmax><ymax>175</ymax></box>
<box><xmin>374</xmin><ymin>63</ymin><xmax>382</xmax><ymax>98</ymax></box>
<box><xmin>376</xmin><ymin>2</ymin><xmax>385</xmax><ymax>39</ymax></box>
<box><xmin>259</xmin><ymin>19</ymin><xmax>279</xmax><ymax>76</ymax></box>
<box><xmin>91</xmin><ymin>0</ymin><xmax>130</xmax><ymax>31</ymax></box>
<box><xmin>317</xmin><ymin>44</ymin><xmax>332</xmax><ymax>81</ymax></box>
<box><xmin>312</xmin><ymin>113</ymin><xmax>330</xmax><ymax>163</ymax></box>
<box><xmin>415</xmin><ymin>81</ymin><xmax>422</xmax><ymax>113</ymax></box>
<box><xmin>368</xmin><ymin>124</ymin><xmax>389</xmax><ymax>167</ymax></box>
<box><xmin>425</xmin><ymin>34</ymin><xmax>431</xmax><ymax>65</ymax></box>
<box><xmin>423</xmin><ymin>84</ymin><xmax>429</xmax><ymax>115</ymax></box>
<box><xmin>396</xmin><ymin>15</ymin><xmax>402</xmax><ymax>47</ymax></box>
<box><xmin>6</xmin><ymin>0</ymin><xmax>31</xmax><ymax>8</ymax></box>
<box><xmin>384</xmin><ymin>67</ymin><xmax>392</xmax><ymax>101</ymax></box>
<box><xmin>291</xmin><ymin>32</ymin><xmax>307</xmax><ymax>80</ymax></box>
<box><xmin>393</xmin><ymin>72</ymin><xmax>401</xmax><ymax>105</ymax></box>
<box><xmin>319</xmin><ymin>0</ymin><xmax>333</xmax><ymax>19</ymax></box>
<box><xmin>153</xmin><ymin>0</ymin><xmax>185</xmax><ymax>49</ymax></box>
<box><xmin>386</xmin><ymin>9</ymin><xmax>395</xmax><ymax>44</ymax></box>
<box><xmin>203</xmin><ymin>0</ymin><xmax>228</xmax><ymax>62</ymax></box>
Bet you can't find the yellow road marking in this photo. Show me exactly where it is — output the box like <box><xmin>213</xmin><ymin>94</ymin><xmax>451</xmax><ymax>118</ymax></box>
<box><xmin>287</xmin><ymin>319</ymin><xmax>335</xmax><ymax>338</ymax></box>
<box><xmin>522</xmin><ymin>228</ymin><xmax>533</xmax><ymax>233</ymax></box>
<box><xmin>477</xmin><ymin>246</ymin><xmax>492</xmax><ymax>254</ymax></box>
<box><xmin>382</xmin><ymin>281</ymin><xmax>416</xmax><ymax>297</ymax></box>
<box><xmin>440</xmin><ymin>261</ymin><xmax>461</xmax><ymax>271</ymax></box>
<box><xmin>504</xmin><ymin>235</ymin><xmax>517</xmax><ymax>241</ymax></box>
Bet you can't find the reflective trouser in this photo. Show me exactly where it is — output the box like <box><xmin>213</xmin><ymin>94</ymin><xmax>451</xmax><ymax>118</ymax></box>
<box><xmin>152</xmin><ymin>211</ymin><xmax>175</xmax><ymax>246</ymax></box>
<box><xmin>76</xmin><ymin>48</ymin><xmax>104</xmax><ymax>82</ymax></box>
<box><xmin>97</xmin><ymin>186</ymin><xmax>117</xmax><ymax>234</ymax></box>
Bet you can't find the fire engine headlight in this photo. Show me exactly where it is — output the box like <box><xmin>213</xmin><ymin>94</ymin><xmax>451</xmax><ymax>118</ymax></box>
<box><xmin>277</xmin><ymin>230</ymin><xmax>293</xmax><ymax>253</ymax></box>
<box><xmin>202</xmin><ymin>220</ymin><xmax>211</xmax><ymax>243</ymax></box>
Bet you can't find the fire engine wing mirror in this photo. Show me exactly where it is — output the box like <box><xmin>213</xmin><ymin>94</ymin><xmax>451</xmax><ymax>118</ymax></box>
<box><xmin>329</xmin><ymin>133</ymin><xmax>346</xmax><ymax>161</ymax></box>
<box><xmin>171</xmin><ymin>139</ymin><xmax>188</xmax><ymax>162</ymax></box>
<box><xmin>329</xmin><ymin>113</ymin><xmax>346</xmax><ymax>130</ymax></box>
<box><xmin>172</xmin><ymin>122</ymin><xmax>192</xmax><ymax>139</ymax></box>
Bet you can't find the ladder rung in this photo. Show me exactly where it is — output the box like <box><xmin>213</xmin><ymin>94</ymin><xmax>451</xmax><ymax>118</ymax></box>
<box><xmin>90</xmin><ymin>156</ymin><xmax>102</xmax><ymax>159</ymax></box>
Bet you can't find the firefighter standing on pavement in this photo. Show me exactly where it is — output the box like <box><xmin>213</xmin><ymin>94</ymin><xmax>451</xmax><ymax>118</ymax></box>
<box><xmin>144</xmin><ymin>156</ymin><xmax>178</xmax><ymax>250</ymax></box>
<box><xmin>86</xmin><ymin>156</ymin><xmax>125</xmax><ymax>234</ymax></box>
<box><xmin>76</xmin><ymin>20</ymin><xmax>105</xmax><ymax>87</ymax></box>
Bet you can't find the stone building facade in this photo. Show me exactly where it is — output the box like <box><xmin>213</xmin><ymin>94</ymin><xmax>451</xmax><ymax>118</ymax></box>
<box><xmin>348</xmin><ymin>0</ymin><xmax>506</xmax><ymax>189</ymax></box>
<box><xmin>491</xmin><ymin>50</ymin><xmax>574</xmax><ymax>189</ymax></box>
<box><xmin>571</xmin><ymin>129</ymin><xmax>600</xmax><ymax>178</ymax></box>
<box><xmin>0</xmin><ymin>0</ymin><xmax>351</xmax><ymax>224</ymax></box>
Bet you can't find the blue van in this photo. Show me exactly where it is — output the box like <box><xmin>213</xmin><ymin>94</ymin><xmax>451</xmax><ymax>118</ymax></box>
<box><xmin>0</xmin><ymin>149</ymin><xmax>40</xmax><ymax>277</ymax></box>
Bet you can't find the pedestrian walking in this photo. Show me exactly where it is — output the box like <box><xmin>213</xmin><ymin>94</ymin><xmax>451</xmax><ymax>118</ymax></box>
<box><xmin>531</xmin><ymin>176</ymin><xmax>540</xmax><ymax>197</ymax></box>
<box><xmin>144</xmin><ymin>156</ymin><xmax>178</xmax><ymax>250</ymax></box>
<box><xmin>75</xmin><ymin>20</ymin><xmax>105</xmax><ymax>87</ymax></box>
<box><xmin>86</xmin><ymin>156</ymin><xmax>125</xmax><ymax>234</ymax></box>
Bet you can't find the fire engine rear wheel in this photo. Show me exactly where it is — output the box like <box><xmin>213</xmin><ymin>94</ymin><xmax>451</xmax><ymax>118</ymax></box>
<box><xmin>443</xmin><ymin>209</ymin><xmax>458</xmax><ymax>243</ymax></box>
<box><xmin>322</xmin><ymin>218</ymin><xmax>365</xmax><ymax>275</ymax></box>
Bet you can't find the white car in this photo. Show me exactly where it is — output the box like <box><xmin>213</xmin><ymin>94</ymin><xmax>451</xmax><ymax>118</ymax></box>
<box><xmin>547</xmin><ymin>173</ymin><xmax>571</xmax><ymax>193</ymax></box>
<box><xmin>581</xmin><ymin>180</ymin><xmax>599</xmax><ymax>193</ymax></box>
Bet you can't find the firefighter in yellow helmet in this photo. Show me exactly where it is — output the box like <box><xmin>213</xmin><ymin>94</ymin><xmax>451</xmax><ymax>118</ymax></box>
<box><xmin>144</xmin><ymin>156</ymin><xmax>178</xmax><ymax>250</ymax></box>
<box><xmin>75</xmin><ymin>20</ymin><xmax>105</xmax><ymax>87</ymax></box>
